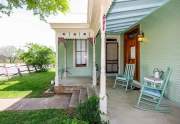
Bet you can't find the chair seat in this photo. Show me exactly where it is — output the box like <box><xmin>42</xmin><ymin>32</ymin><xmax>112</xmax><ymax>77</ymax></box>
<box><xmin>143</xmin><ymin>87</ymin><xmax>161</xmax><ymax>97</ymax></box>
<box><xmin>116</xmin><ymin>76</ymin><xmax>127</xmax><ymax>81</ymax></box>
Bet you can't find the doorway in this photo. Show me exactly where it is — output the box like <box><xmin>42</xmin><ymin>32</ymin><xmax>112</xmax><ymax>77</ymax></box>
<box><xmin>106</xmin><ymin>39</ymin><xmax>118</xmax><ymax>73</ymax></box>
<box><xmin>124</xmin><ymin>25</ymin><xmax>140</xmax><ymax>81</ymax></box>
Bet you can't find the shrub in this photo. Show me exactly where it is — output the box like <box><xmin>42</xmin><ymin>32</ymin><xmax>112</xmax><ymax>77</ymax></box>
<box><xmin>76</xmin><ymin>96</ymin><xmax>102</xmax><ymax>124</ymax></box>
<box><xmin>20</xmin><ymin>43</ymin><xmax>55</xmax><ymax>72</ymax></box>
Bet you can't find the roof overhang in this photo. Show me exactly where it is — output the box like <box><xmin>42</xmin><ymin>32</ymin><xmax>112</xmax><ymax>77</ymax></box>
<box><xmin>106</xmin><ymin>0</ymin><xmax>170</xmax><ymax>33</ymax></box>
<box><xmin>49</xmin><ymin>23</ymin><xmax>90</xmax><ymax>29</ymax></box>
<box><xmin>49</xmin><ymin>0</ymin><xmax>113</xmax><ymax>36</ymax></box>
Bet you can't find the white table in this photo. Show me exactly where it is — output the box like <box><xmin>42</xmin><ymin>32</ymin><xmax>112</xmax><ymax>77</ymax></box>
<box><xmin>144</xmin><ymin>76</ymin><xmax>163</xmax><ymax>84</ymax></box>
<box><xmin>144</xmin><ymin>76</ymin><xmax>163</xmax><ymax>88</ymax></box>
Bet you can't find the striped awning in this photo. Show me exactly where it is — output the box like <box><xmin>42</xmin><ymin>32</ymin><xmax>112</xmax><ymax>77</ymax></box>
<box><xmin>106</xmin><ymin>0</ymin><xmax>169</xmax><ymax>33</ymax></box>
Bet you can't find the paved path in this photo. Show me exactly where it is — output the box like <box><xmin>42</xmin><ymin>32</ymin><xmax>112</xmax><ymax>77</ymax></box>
<box><xmin>0</xmin><ymin>95</ymin><xmax>71</xmax><ymax>111</ymax></box>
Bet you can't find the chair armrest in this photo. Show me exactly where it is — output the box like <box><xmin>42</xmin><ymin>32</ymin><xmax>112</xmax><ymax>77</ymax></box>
<box><xmin>116</xmin><ymin>74</ymin><xmax>124</xmax><ymax>77</ymax></box>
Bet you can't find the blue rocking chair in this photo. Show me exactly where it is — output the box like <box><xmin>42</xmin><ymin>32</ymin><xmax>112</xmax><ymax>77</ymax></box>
<box><xmin>113</xmin><ymin>64</ymin><xmax>135</xmax><ymax>92</ymax></box>
<box><xmin>136</xmin><ymin>67</ymin><xmax>172</xmax><ymax>112</ymax></box>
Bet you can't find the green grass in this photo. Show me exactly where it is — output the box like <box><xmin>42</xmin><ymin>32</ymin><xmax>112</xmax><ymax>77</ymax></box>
<box><xmin>0</xmin><ymin>69</ymin><xmax>55</xmax><ymax>98</ymax></box>
<box><xmin>0</xmin><ymin>109</ymin><xmax>87</xmax><ymax>124</ymax></box>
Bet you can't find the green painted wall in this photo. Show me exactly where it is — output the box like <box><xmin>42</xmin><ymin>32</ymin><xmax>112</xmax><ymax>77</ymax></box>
<box><xmin>140</xmin><ymin>0</ymin><xmax>180</xmax><ymax>104</ymax></box>
<box><xmin>95</xmin><ymin>33</ymin><xmax>101</xmax><ymax>70</ymax></box>
<box><xmin>58</xmin><ymin>40</ymin><xmax>93</xmax><ymax>77</ymax></box>
<box><xmin>58</xmin><ymin>33</ymin><xmax>108</xmax><ymax>77</ymax></box>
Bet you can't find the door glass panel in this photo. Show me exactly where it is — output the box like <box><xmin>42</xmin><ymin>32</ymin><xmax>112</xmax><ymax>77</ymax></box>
<box><xmin>130</xmin><ymin>46</ymin><xmax>136</xmax><ymax>59</ymax></box>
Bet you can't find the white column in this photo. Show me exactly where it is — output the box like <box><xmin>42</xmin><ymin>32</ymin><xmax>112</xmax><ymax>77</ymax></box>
<box><xmin>92</xmin><ymin>38</ymin><xmax>97</xmax><ymax>86</ymax></box>
<box><xmin>99</xmin><ymin>6</ymin><xmax>107</xmax><ymax>114</ymax></box>
<box><xmin>55</xmin><ymin>35</ymin><xmax>60</xmax><ymax>86</ymax></box>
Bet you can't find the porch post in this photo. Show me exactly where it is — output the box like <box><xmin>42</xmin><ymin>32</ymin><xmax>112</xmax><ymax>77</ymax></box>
<box><xmin>55</xmin><ymin>34</ymin><xmax>60</xmax><ymax>86</ymax></box>
<box><xmin>92</xmin><ymin>38</ymin><xmax>97</xmax><ymax>86</ymax></box>
<box><xmin>99</xmin><ymin>6</ymin><xmax>107</xmax><ymax>114</ymax></box>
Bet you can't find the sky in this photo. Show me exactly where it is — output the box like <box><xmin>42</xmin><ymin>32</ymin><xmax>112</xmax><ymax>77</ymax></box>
<box><xmin>0</xmin><ymin>0</ymin><xmax>88</xmax><ymax>49</ymax></box>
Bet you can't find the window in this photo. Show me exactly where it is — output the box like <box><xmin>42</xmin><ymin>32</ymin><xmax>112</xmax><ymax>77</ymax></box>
<box><xmin>75</xmin><ymin>39</ymin><xmax>88</xmax><ymax>67</ymax></box>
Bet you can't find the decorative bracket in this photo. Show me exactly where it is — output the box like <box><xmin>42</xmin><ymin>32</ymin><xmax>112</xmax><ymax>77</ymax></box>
<box><xmin>58</xmin><ymin>37</ymin><xmax>67</xmax><ymax>48</ymax></box>
<box><xmin>88</xmin><ymin>37</ymin><xmax>96</xmax><ymax>46</ymax></box>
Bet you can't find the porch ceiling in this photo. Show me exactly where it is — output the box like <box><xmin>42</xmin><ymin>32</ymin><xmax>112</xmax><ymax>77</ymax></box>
<box><xmin>106</xmin><ymin>0</ymin><xmax>169</xmax><ymax>33</ymax></box>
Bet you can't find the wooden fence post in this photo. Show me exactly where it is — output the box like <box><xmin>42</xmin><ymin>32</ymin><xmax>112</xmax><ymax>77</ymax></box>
<box><xmin>26</xmin><ymin>65</ymin><xmax>31</xmax><ymax>73</ymax></box>
<box><xmin>15</xmin><ymin>64</ymin><xmax>22</xmax><ymax>76</ymax></box>
<box><xmin>34</xmin><ymin>66</ymin><xmax>37</xmax><ymax>72</ymax></box>
<box><xmin>4</xmin><ymin>64</ymin><xmax>9</xmax><ymax>79</ymax></box>
<box><xmin>17</xmin><ymin>68</ymin><xmax>22</xmax><ymax>76</ymax></box>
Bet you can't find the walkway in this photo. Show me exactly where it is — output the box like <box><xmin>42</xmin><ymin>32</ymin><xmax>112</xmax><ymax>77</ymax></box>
<box><xmin>107</xmin><ymin>79</ymin><xmax>180</xmax><ymax>124</ymax></box>
<box><xmin>0</xmin><ymin>95</ymin><xmax>71</xmax><ymax>111</ymax></box>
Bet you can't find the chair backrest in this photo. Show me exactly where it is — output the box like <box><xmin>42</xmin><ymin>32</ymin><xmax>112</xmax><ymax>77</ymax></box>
<box><xmin>124</xmin><ymin>64</ymin><xmax>135</xmax><ymax>80</ymax></box>
<box><xmin>161</xmin><ymin>67</ymin><xmax>172</xmax><ymax>95</ymax></box>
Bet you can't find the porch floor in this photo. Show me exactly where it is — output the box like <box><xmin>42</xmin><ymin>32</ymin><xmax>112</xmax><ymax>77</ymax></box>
<box><xmin>107</xmin><ymin>79</ymin><xmax>180</xmax><ymax>124</ymax></box>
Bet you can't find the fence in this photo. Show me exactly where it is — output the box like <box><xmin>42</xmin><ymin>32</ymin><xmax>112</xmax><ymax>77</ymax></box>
<box><xmin>0</xmin><ymin>64</ymin><xmax>36</xmax><ymax>79</ymax></box>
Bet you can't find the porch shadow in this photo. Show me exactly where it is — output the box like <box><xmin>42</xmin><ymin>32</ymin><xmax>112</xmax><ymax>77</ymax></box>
<box><xmin>0</xmin><ymin>71</ymin><xmax>55</xmax><ymax>98</ymax></box>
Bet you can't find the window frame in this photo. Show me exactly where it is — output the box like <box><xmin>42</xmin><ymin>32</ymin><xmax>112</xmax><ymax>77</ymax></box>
<box><xmin>74</xmin><ymin>39</ymin><xmax>88</xmax><ymax>67</ymax></box>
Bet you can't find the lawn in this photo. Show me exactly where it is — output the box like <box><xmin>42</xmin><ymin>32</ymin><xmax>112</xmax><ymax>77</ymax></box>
<box><xmin>0</xmin><ymin>69</ymin><xmax>55</xmax><ymax>98</ymax></box>
<box><xmin>0</xmin><ymin>109</ymin><xmax>87</xmax><ymax>124</ymax></box>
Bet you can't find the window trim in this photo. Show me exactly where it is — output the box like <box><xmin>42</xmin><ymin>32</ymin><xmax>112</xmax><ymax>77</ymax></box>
<box><xmin>73</xmin><ymin>39</ymin><xmax>89</xmax><ymax>68</ymax></box>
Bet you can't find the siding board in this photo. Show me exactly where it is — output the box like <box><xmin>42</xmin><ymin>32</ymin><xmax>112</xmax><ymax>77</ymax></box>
<box><xmin>140</xmin><ymin>0</ymin><xmax>180</xmax><ymax>105</ymax></box>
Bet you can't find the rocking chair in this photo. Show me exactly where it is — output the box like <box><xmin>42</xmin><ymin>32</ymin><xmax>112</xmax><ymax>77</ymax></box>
<box><xmin>136</xmin><ymin>67</ymin><xmax>172</xmax><ymax>112</ymax></box>
<box><xmin>113</xmin><ymin>64</ymin><xmax>135</xmax><ymax>92</ymax></box>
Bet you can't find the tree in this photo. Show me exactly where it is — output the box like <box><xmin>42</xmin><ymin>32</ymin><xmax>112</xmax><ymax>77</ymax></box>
<box><xmin>0</xmin><ymin>45</ymin><xmax>23</xmax><ymax>63</ymax></box>
<box><xmin>0</xmin><ymin>0</ymin><xmax>69</xmax><ymax>20</ymax></box>
<box><xmin>20</xmin><ymin>43</ymin><xmax>55</xmax><ymax>72</ymax></box>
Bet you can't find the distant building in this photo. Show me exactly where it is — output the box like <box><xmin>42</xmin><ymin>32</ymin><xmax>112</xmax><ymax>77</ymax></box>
<box><xmin>0</xmin><ymin>55</ymin><xmax>8</xmax><ymax>63</ymax></box>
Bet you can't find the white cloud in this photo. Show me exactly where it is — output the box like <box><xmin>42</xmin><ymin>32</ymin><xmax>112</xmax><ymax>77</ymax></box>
<box><xmin>0</xmin><ymin>9</ymin><xmax>55</xmax><ymax>49</ymax></box>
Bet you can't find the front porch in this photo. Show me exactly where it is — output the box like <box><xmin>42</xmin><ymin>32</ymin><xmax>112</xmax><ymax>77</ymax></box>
<box><xmin>106</xmin><ymin>78</ymin><xmax>180</xmax><ymax>124</ymax></box>
<box><xmin>49</xmin><ymin>0</ymin><xmax>180</xmax><ymax>123</ymax></box>
<box><xmin>53</xmin><ymin>77</ymin><xmax>180</xmax><ymax>124</ymax></box>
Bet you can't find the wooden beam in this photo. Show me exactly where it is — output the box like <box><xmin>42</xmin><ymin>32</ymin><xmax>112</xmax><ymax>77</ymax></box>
<box><xmin>109</xmin><ymin>1</ymin><xmax>166</xmax><ymax>14</ymax></box>
<box><xmin>106</xmin><ymin>29</ymin><xmax>126</xmax><ymax>33</ymax></box>
<box><xmin>107</xmin><ymin>10</ymin><xmax>152</xmax><ymax>21</ymax></box>
<box><xmin>106</xmin><ymin>25</ymin><xmax>130</xmax><ymax>31</ymax></box>
<box><xmin>106</xmin><ymin>20</ymin><xmax>136</xmax><ymax>26</ymax></box>
<box><xmin>106</xmin><ymin>22</ymin><xmax>135</xmax><ymax>29</ymax></box>
<box><xmin>106</xmin><ymin>16</ymin><xmax>143</xmax><ymax>25</ymax></box>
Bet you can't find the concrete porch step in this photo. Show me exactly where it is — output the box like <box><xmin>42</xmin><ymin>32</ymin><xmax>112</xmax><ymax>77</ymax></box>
<box><xmin>79</xmin><ymin>88</ymin><xmax>87</xmax><ymax>103</ymax></box>
<box><xmin>54</xmin><ymin>85</ymin><xmax>97</xmax><ymax>108</ymax></box>
<box><xmin>54</xmin><ymin>85</ymin><xmax>81</xmax><ymax>94</ymax></box>
<box><xmin>69</xmin><ymin>91</ymin><xmax>80</xmax><ymax>108</ymax></box>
